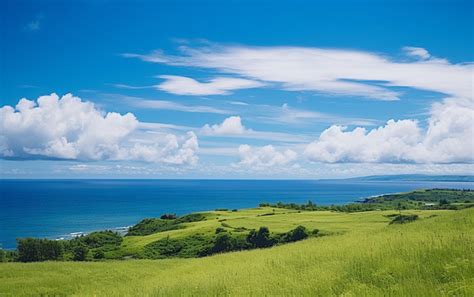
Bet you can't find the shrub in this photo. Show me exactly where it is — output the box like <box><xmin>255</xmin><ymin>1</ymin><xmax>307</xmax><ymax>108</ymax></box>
<box><xmin>0</xmin><ymin>249</ymin><xmax>5</xmax><ymax>262</ymax></box>
<box><xmin>93</xmin><ymin>250</ymin><xmax>105</xmax><ymax>259</ymax></box>
<box><xmin>215</xmin><ymin>227</ymin><xmax>226</xmax><ymax>234</ymax></box>
<box><xmin>76</xmin><ymin>231</ymin><xmax>123</xmax><ymax>249</ymax></box>
<box><xmin>389</xmin><ymin>214</ymin><xmax>419</xmax><ymax>225</ymax></box>
<box><xmin>247</xmin><ymin>227</ymin><xmax>274</xmax><ymax>248</ymax></box>
<box><xmin>211</xmin><ymin>233</ymin><xmax>234</xmax><ymax>254</ymax></box>
<box><xmin>72</xmin><ymin>245</ymin><xmax>89</xmax><ymax>261</ymax></box>
<box><xmin>160</xmin><ymin>213</ymin><xmax>177</xmax><ymax>220</ymax></box>
<box><xmin>281</xmin><ymin>225</ymin><xmax>309</xmax><ymax>243</ymax></box>
<box><xmin>175</xmin><ymin>213</ymin><xmax>207</xmax><ymax>224</ymax></box>
<box><xmin>17</xmin><ymin>238</ymin><xmax>64</xmax><ymax>262</ymax></box>
<box><xmin>127</xmin><ymin>218</ymin><xmax>183</xmax><ymax>236</ymax></box>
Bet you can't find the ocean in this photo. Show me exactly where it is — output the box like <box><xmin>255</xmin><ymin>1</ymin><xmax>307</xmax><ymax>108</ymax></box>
<box><xmin>1</xmin><ymin>179</ymin><xmax>473</xmax><ymax>249</ymax></box>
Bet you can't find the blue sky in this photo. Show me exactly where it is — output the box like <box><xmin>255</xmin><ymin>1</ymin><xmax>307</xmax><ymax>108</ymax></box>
<box><xmin>1</xmin><ymin>0</ymin><xmax>473</xmax><ymax>178</ymax></box>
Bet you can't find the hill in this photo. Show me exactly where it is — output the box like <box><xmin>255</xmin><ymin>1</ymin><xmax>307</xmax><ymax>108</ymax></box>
<box><xmin>1</xmin><ymin>206</ymin><xmax>473</xmax><ymax>296</ymax></box>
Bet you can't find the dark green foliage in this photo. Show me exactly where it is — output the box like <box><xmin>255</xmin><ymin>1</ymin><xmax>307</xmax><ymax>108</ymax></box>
<box><xmin>0</xmin><ymin>249</ymin><xmax>17</xmax><ymax>262</ymax></box>
<box><xmin>126</xmin><ymin>219</ymin><xmax>183</xmax><ymax>236</ymax></box>
<box><xmin>160</xmin><ymin>213</ymin><xmax>177</xmax><ymax>220</ymax></box>
<box><xmin>280</xmin><ymin>225</ymin><xmax>309</xmax><ymax>243</ymax></box>
<box><xmin>143</xmin><ymin>234</ymin><xmax>213</xmax><ymax>259</ymax></box>
<box><xmin>261</xmin><ymin>189</ymin><xmax>474</xmax><ymax>213</ymax></box>
<box><xmin>247</xmin><ymin>227</ymin><xmax>274</xmax><ymax>248</ymax></box>
<box><xmin>174</xmin><ymin>213</ymin><xmax>207</xmax><ymax>224</ymax></box>
<box><xmin>312</xmin><ymin>229</ymin><xmax>320</xmax><ymax>236</ymax></box>
<box><xmin>17</xmin><ymin>238</ymin><xmax>64</xmax><ymax>262</ymax></box>
<box><xmin>439</xmin><ymin>198</ymin><xmax>449</xmax><ymax>205</ymax></box>
<box><xmin>72</xmin><ymin>245</ymin><xmax>88</xmax><ymax>261</ymax></box>
<box><xmin>257</xmin><ymin>212</ymin><xmax>275</xmax><ymax>216</ymax></box>
<box><xmin>215</xmin><ymin>208</ymin><xmax>228</xmax><ymax>211</ymax></box>
<box><xmin>0</xmin><ymin>249</ymin><xmax>5</xmax><ymax>262</ymax></box>
<box><xmin>215</xmin><ymin>227</ymin><xmax>226</xmax><ymax>234</ymax></box>
<box><xmin>73</xmin><ymin>231</ymin><xmax>123</xmax><ymax>249</ymax></box>
<box><xmin>127</xmin><ymin>213</ymin><xmax>208</xmax><ymax>236</ymax></box>
<box><xmin>389</xmin><ymin>214</ymin><xmax>419</xmax><ymax>225</ymax></box>
<box><xmin>93</xmin><ymin>250</ymin><xmax>105</xmax><ymax>259</ymax></box>
<box><xmin>211</xmin><ymin>233</ymin><xmax>234</xmax><ymax>253</ymax></box>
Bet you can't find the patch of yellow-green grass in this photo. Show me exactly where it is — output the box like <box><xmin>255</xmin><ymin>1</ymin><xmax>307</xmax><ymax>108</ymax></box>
<box><xmin>121</xmin><ymin>208</ymin><xmax>450</xmax><ymax>255</ymax></box>
<box><xmin>1</xmin><ymin>208</ymin><xmax>472</xmax><ymax>296</ymax></box>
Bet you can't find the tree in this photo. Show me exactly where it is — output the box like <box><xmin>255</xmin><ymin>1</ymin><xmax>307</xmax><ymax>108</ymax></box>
<box><xmin>439</xmin><ymin>198</ymin><xmax>450</xmax><ymax>206</ymax></box>
<box><xmin>0</xmin><ymin>249</ymin><xmax>6</xmax><ymax>262</ymax></box>
<box><xmin>211</xmin><ymin>233</ymin><xmax>233</xmax><ymax>253</ymax></box>
<box><xmin>247</xmin><ymin>227</ymin><xmax>274</xmax><ymax>248</ymax></box>
<box><xmin>93</xmin><ymin>250</ymin><xmax>105</xmax><ymax>260</ymax></box>
<box><xmin>17</xmin><ymin>238</ymin><xmax>63</xmax><ymax>262</ymax></box>
<box><xmin>160</xmin><ymin>213</ymin><xmax>177</xmax><ymax>220</ymax></box>
<box><xmin>73</xmin><ymin>245</ymin><xmax>89</xmax><ymax>261</ymax></box>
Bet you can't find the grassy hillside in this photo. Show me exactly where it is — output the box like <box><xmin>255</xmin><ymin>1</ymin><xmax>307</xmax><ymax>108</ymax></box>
<box><xmin>1</xmin><ymin>207</ymin><xmax>472</xmax><ymax>296</ymax></box>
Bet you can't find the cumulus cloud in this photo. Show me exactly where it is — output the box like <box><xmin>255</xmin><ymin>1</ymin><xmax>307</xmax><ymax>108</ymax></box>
<box><xmin>156</xmin><ymin>75</ymin><xmax>264</xmax><ymax>95</ymax></box>
<box><xmin>235</xmin><ymin>144</ymin><xmax>298</xmax><ymax>169</ymax></box>
<box><xmin>125</xmin><ymin>44</ymin><xmax>472</xmax><ymax>100</ymax></box>
<box><xmin>202</xmin><ymin>116</ymin><xmax>246</xmax><ymax>135</ymax></box>
<box><xmin>0</xmin><ymin>93</ymin><xmax>199</xmax><ymax>164</ymax></box>
<box><xmin>201</xmin><ymin>116</ymin><xmax>312</xmax><ymax>143</ymax></box>
<box><xmin>304</xmin><ymin>97</ymin><xmax>474</xmax><ymax>164</ymax></box>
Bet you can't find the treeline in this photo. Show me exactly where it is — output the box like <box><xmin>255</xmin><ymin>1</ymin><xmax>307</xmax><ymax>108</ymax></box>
<box><xmin>259</xmin><ymin>201</ymin><xmax>384</xmax><ymax>212</ymax></box>
<box><xmin>3</xmin><ymin>230</ymin><xmax>123</xmax><ymax>263</ymax></box>
<box><xmin>260</xmin><ymin>189</ymin><xmax>474</xmax><ymax>213</ymax></box>
<box><xmin>143</xmin><ymin>225</ymin><xmax>318</xmax><ymax>259</ymax></box>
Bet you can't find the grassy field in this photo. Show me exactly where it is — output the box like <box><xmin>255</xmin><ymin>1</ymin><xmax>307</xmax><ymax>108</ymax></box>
<box><xmin>1</xmin><ymin>207</ymin><xmax>472</xmax><ymax>296</ymax></box>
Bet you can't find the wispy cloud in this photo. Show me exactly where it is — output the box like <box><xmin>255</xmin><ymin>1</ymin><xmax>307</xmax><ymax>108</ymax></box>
<box><xmin>111</xmin><ymin>94</ymin><xmax>232</xmax><ymax>114</ymax></box>
<box><xmin>25</xmin><ymin>14</ymin><xmax>43</xmax><ymax>32</ymax></box>
<box><xmin>156</xmin><ymin>75</ymin><xmax>265</xmax><ymax>96</ymax></box>
<box><xmin>125</xmin><ymin>43</ymin><xmax>472</xmax><ymax>100</ymax></box>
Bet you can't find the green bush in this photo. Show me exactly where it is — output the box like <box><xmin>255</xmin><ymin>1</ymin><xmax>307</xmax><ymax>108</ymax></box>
<box><xmin>73</xmin><ymin>231</ymin><xmax>123</xmax><ymax>249</ymax></box>
<box><xmin>280</xmin><ymin>225</ymin><xmax>309</xmax><ymax>243</ymax></box>
<box><xmin>389</xmin><ymin>214</ymin><xmax>419</xmax><ymax>224</ymax></box>
<box><xmin>160</xmin><ymin>214</ymin><xmax>177</xmax><ymax>220</ymax></box>
<box><xmin>247</xmin><ymin>227</ymin><xmax>274</xmax><ymax>248</ymax></box>
<box><xmin>215</xmin><ymin>227</ymin><xmax>226</xmax><ymax>234</ymax></box>
<box><xmin>72</xmin><ymin>245</ymin><xmax>89</xmax><ymax>261</ymax></box>
<box><xmin>126</xmin><ymin>219</ymin><xmax>183</xmax><ymax>236</ymax></box>
<box><xmin>93</xmin><ymin>250</ymin><xmax>105</xmax><ymax>260</ymax></box>
<box><xmin>17</xmin><ymin>238</ymin><xmax>64</xmax><ymax>262</ymax></box>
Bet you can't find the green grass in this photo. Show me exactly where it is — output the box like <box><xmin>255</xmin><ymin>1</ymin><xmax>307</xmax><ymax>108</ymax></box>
<box><xmin>1</xmin><ymin>207</ymin><xmax>472</xmax><ymax>296</ymax></box>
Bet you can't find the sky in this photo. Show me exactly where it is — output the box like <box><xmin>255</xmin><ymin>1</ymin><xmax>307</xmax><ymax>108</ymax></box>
<box><xmin>0</xmin><ymin>0</ymin><xmax>473</xmax><ymax>179</ymax></box>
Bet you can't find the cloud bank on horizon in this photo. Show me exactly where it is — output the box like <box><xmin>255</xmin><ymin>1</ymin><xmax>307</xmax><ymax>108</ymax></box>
<box><xmin>1</xmin><ymin>43</ymin><xmax>473</xmax><ymax>177</ymax></box>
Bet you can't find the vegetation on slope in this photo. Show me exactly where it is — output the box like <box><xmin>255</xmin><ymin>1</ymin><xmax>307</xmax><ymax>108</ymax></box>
<box><xmin>260</xmin><ymin>188</ymin><xmax>474</xmax><ymax>212</ymax></box>
<box><xmin>1</xmin><ymin>207</ymin><xmax>472</xmax><ymax>296</ymax></box>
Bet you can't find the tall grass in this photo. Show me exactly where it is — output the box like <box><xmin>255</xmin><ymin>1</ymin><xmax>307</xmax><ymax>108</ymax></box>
<box><xmin>1</xmin><ymin>208</ymin><xmax>472</xmax><ymax>296</ymax></box>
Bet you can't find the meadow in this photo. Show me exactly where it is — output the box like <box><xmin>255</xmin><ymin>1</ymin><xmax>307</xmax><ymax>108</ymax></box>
<box><xmin>1</xmin><ymin>206</ymin><xmax>472</xmax><ymax>296</ymax></box>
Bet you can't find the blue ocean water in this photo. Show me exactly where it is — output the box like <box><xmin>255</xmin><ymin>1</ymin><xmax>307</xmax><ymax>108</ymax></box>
<box><xmin>1</xmin><ymin>179</ymin><xmax>473</xmax><ymax>249</ymax></box>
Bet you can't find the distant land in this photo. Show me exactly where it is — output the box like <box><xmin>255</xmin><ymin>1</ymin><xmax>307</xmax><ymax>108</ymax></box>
<box><xmin>335</xmin><ymin>174</ymin><xmax>474</xmax><ymax>183</ymax></box>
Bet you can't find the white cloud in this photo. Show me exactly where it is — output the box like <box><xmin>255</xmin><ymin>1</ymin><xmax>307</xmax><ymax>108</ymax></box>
<box><xmin>402</xmin><ymin>46</ymin><xmax>431</xmax><ymax>60</ymax></box>
<box><xmin>156</xmin><ymin>75</ymin><xmax>265</xmax><ymax>95</ymax></box>
<box><xmin>202</xmin><ymin>116</ymin><xmax>246</xmax><ymax>135</ymax></box>
<box><xmin>201</xmin><ymin>116</ymin><xmax>312</xmax><ymax>143</ymax></box>
<box><xmin>304</xmin><ymin>97</ymin><xmax>474</xmax><ymax>164</ymax></box>
<box><xmin>0</xmin><ymin>93</ymin><xmax>199</xmax><ymax>165</ymax></box>
<box><xmin>126</xmin><ymin>44</ymin><xmax>472</xmax><ymax>100</ymax></box>
<box><xmin>235</xmin><ymin>144</ymin><xmax>298</xmax><ymax>169</ymax></box>
<box><xmin>128</xmin><ymin>97</ymin><xmax>231</xmax><ymax>114</ymax></box>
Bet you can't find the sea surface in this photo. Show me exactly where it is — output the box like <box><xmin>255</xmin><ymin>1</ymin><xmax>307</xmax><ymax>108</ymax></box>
<box><xmin>1</xmin><ymin>179</ymin><xmax>473</xmax><ymax>249</ymax></box>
